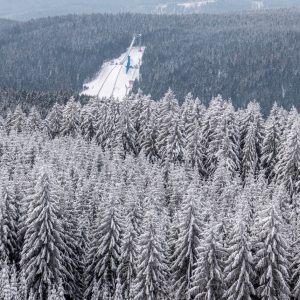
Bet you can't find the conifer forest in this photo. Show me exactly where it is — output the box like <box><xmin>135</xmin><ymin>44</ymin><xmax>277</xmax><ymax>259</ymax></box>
<box><xmin>0</xmin><ymin>90</ymin><xmax>300</xmax><ymax>299</ymax></box>
<box><xmin>1</xmin><ymin>2</ymin><xmax>300</xmax><ymax>299</ymax></box>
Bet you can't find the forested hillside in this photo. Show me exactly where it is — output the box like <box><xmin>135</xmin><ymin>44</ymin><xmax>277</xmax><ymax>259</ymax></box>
<box><xmin>1</xmin><ymin>91</ymin><xmax>300</xmax><ymax>299</ymax></box>
<box><xmin>0</xmin><ymin>19</ymin><xmax>16</xmax><ymax>31</ymax></box>
<box><xmin>1</xmin><ymin>11</ymin><xmax>300</xmax><ymax>112</ymax></box>
<box><xmin>1</xmin><ymin>0</ymin><xmax>299</xmax><ymax>20</ymax></box>
<box><xmin>0</xmin><ymin>88</ymin><xmax>90</xmax><ymax>117</ymax></box>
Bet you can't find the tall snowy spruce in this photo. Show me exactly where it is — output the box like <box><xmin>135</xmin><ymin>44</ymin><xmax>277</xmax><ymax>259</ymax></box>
<box><xmin>201</xmin><ymin>95</ymin><xmax>226</xmax><ymax>175</ymax></box>
<box><xmin>261</xmin><ymin>103</ymin><xmax>284</xmax><ymax>181</ymax></box>
<box><xmin>254</xmin><ymin>206</ymin><xmax>291</xmax><ymax>299</ymax></box>
<box><xmin>223</xmin><ymin>220</ymin><xmax>256</xmax><ymax>299</ymax></box>
<box><xmin>185</xmin><ymin>109</ymin><xmax>206</xmax><ymax>174</ymax></box>
<box><xmin>117</xmin><ymin>222</ymin><xmax>138</xmax><ymax>300</ymax></box>
<box><xmin>171</xmin><ymin>179</ymin><xmax>203</xmax><ymax>299</ymax></box>
<box><xmin>190</xmin><ymin>225</ymin><xmax>225</xmax><ymax>300</ymax></box>
<box><xmin>85</xmin><ymin>195</ymin><xmax>124</xmax><ymax>299</ymax></box>
<box><xmin>133</xmin><ymin>209</ymin><xmax>169</xmax><ymax>300</ymax></box>
<box><xmin>240</xmin><ymin>101</ymin><xmax>264</xmax><ymax>180</ymax></box>
<box><xmin>27</xmin><ymin>106</ymin><xmax>43</xmax><ymax>133</ymax></box>
<box><xmin>206</xmin><ymin>101</ymin><xmax>239</xmax><ymax>176</ymax></box>
<box><xmin>276</xmin><ymin>116</ymin><xmax>300</xmax><ymax>196</ymax></box>
<box><xmin>46</xmin><ymin>103</ymin><xmax>63</xmax><ymax>138</ymax></box>
<box><xmin>61</xmin><ymin>97</ymin><xmax>81</xmax><ymax>138</ymax></box>
<box><xmin>20</xmin><ymin>170</ymin><xmax>71</xmax><ymax>300</ymax></box>
<box><xmin>116</xmin><ymin>98</ymin><xmax>137</xmax><ymax>156</ymax></box>
<box><xmin>156</xmin><ymin>89</ymin><xmax>183</xmax><ymax>164</ymax></box>
<box><xmin>141</xmin><ymin>114</ymin><xmax>160</xmax><ymax>163</ymax></box>
<box><xmin>291</xmin><ymin>224</ymin><xmax>300</xmax><ymax>299</ymax></box>
<box><xmin>0</xmin><ymin>183</ymin><xmax>18</xmax><ymax>264</ymax></box>
<box><xmin>80</xmin><ymin>104</ymin><xmax>97</xmax><ymax>141</ymax></box>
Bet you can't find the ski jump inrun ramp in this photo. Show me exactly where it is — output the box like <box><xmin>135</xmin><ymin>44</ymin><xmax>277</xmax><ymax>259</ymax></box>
<box><xmin>81</xmin><ymin>35</ymin><xmax>145</xmax><ymax>100</ymax></box>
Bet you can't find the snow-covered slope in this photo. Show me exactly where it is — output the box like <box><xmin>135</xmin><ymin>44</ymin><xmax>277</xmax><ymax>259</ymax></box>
<box><xmin>81</xmin><ymin>46</ymin><xmax>145</xmax><ymax>100</ymax></box>
<box><xmin>155</xmin><ymin>0</ymin><xmax>300</xmax><ymax>13</ymax></box>
<box><xmin>2</xmin><ymin>0</ymin><xmax>299</xmax><ymax>20</ymax></box>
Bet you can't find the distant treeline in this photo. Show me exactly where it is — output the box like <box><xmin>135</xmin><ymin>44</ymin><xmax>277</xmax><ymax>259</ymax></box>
<box><xmin>1</xmin><ymin>11</ymin><xmax>300</xmax><ymax>112</ymax></box>
<box><xmin>0</xmin><ymin>88</ymin><xmax>90</xmax><ymax>117</ymax></box>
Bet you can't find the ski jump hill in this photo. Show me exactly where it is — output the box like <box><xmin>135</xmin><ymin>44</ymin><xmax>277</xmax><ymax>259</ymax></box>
<box><xmin>81</xmin><ymin>34</ymin><xmax>145</xmax><ymax>100</ymax></box>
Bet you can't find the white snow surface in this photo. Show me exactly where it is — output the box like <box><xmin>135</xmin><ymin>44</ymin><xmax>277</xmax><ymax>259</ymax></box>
<box><xmin>81</xmin><ymin>46</ymin><xmax>145</xmax><ymax>100</ymax></box>
<box><xmin>177</xmin><ymin>0</ymin><xmax>215</xmax><ymax>8</ymax></box>
<box><xmin>252</xmin><ymin>1</ymin><xmax>264</xmax><ymax>9</ymax></box>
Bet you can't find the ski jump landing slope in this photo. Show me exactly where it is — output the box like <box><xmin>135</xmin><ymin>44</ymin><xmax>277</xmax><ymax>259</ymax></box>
<box><xmin>81</xmin><ymin>46</ymin><xmax>145</xmax><ymax>100</ymax></box>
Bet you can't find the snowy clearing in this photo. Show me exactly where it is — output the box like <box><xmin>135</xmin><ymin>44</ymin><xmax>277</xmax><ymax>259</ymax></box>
<box><xmin>81</xmin><ymin>46</ymin><xmax>145</xmax><ymax>100</ymax></box>
<box><xmin>252</xmin><ymin>1</ymin><xmax>264</xmax><ymax>9</ymax></box>
<box><xmin>177</xmin><ymin>0</ymin><xmax>215</xmax><ymax>8</ymax></box>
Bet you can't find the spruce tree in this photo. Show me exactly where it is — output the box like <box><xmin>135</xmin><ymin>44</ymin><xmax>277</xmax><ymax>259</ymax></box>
<box><xmin>0</xmin><ymin>261</ymin><xmax>11</xmax><ymax>300</ymax></box>
<box><xmin>261</xmin><ymin>103</ymin><xmax>284</xmax><ymax>181</ymax></box>
<box><xmin>0</xmin><ymin>184</ymin><xmax>18</xmax><ymax>263</ymax></box>
<box><xmin>240</xmin><ymin>101</ymin><xmax>264</xmax><ymax>181</ymax></box>
<box><xmin>117</xmin><ymin>224</ymin><xmax>138</xmax><ymax>300</ymax></box>
<box><xmin>20</xmin><ymin>170</ymin><xmax>71</xmax><ymax>299</ymax></box>
<box><xmin>61</xmin><ymin>97</ymin><xmax>81</xmax><ymax>138</ymax></box>
<box><xmin>81</xmin><ymin>105</ymin><xmax>96</xmax><ymax>141</ymax></box>
<box><xmin>156</xmin><ymin>89</ymin><xmax>180</xmax><ymax>161</ymax></box>
<box><xmin>185</xmin><ymin>113</ymin><xmax>206</xmax><ymax>175</ymax></box>
<box><xmin>85</xmin><ymin>196</ymin><xmax>124</xmax><ymax>299</ymax></box>
<box><xmin>10</xmin><ymin>105</ymin><xmax>26</xmax><ymax>134</ymax></box>
<box><xmin>207</xmin><ymin>101</ymin><xmax>239</xmax><ymax>175</ymax></box>
<box><xmin>133</xmin><ymin>210</ymin><xmax>168</xmax><ymax>300</ymax></box>
<box><xmin>164</xmin><ymin>114</ymin><xmax>185</xmax><ymax>164</ymax></box>
<box><xmin>141</xmin><ymin>115</ymin><xmax>160</xmax><ymax>163</ymax></box>
<box><xmin>255</xmin><ymin>206</ymin><xmax>291</xmax><ymax>299</ymax></box>
<box><xmin>190</xmin><ymin>225</ymin><xmax>225</xmax><ymax>300</ymax></box>
<box><xmin>201</xmin><ymin>95</ymin><xmax>226</xmax><ymax>176</ymax></box>
<box><xmin>276</xmin><ymin>117</ymin><xmax>300</xmax><ymax>196</ymax></box>
<box><xmin>46</xmin><ymin>103</ymin><xmax>63</xmax><ymax>138</ymax></box>
<box><xmin>171</xmin><ymin>179</ymin><xmax>203</xmax><ymax>299</ymax></box>
<box><xmin>116</xmin><ymin>98</ymin><xmax>137</xmax><ymax>156</ymax></box>
<box><xmin>113</xmin><ymin>277</ymin><xmax>123</xmax><ymax>300</ymax></box>
<box><xmin>27</xmin><ymin>106</ymin><xmax>43</xmax><ymax>133</ymax></box>
<box><xmin>223</xmin><ymin>221</ymin><xmax>256</xmax><ymax>300</ymax></box>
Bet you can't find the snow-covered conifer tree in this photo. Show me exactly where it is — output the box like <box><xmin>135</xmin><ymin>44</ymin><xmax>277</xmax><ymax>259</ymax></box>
<box><xmin>113</xmin><ymin>277</ymin><xmax>123</xmax><ymax>300</ymax></box>
<box><xmin>255</xmin><ymin>206</ymin><xmax>291</xmax><ymax>299</ymax></box>
<box><xmin>0</xmin><ymin>261</ymin><xmax>11</xmax><ymax>300</ymax></box>
<box><xmin>85</xmin><ymin>195</ymin><xmax>124</xmax><ymax>299</ymax></box>
<box><xmin>9</xmin><ymin>265</ymin><xmax>19</xmax><ymax>300</ymax></box>
<box><xmin>133</xmin><ymin>209</ymin><xmax>169</xmax><ymax>300</ymax></box>
<box><xmin>171</xmin><ymin>179</ymin><xmax>204</xmax><ymax>299</ymax></box>
<box><xmin>223</xmin><ymin>221</ymin><xmax>256</xmax><ymax>299</ymax></box>
<box><xmin>261</xmin><ymin>103</ymin><xmax>284</xmax><ymax>181</ymax></box>
<box><xmin>207</xmin><ymin>101</ymin><xmax>239</xmax><ymax>175</ymax></box>
<box><xmin>276</xmin><ymin>116</ymin><xmax>300</xmax><ymax>196</ymax></box>
<box><xmin>163</xmin><ymin>114</ymin><xmax>185</xmax><ymax>164</ymax></box>
<box><xmin>117</xmin><ymin>223</ymin><xmax>138</xmax><ymax>300</ymax></box>
<box><xmin>26</xmin><ymin>106</ymin><xmax>43</xmax><ymax>133</ymax></box>
<box><xmin>156</xmin><ymin>89</ymin><xmax>180</xmax><ymax>161</ymax></box>
<box><xmin>116</xmin><ymin>98</ymin><xmax>137</xmax><ymax>156</ymax></box>
<box><xmin>185</xmin><ymin>112</ymin><xmax>206</xmax><ymax>175</ymax></box>
<box><xmin>9</xmin><ymin>105</ymin><xmax>26</xmax><ymax>134</ymax></box>
<box><xmin>61</xmin><ymin>97</ymin><xmax>81</xmax><ymax>137</ymax></box>
<box><xmin>190</xmin><ymin>225</ymin><xmax>225</xmax><ymax>300</ymax></box>
<box><xmin>81</xmin><ymin>105</ymin><xmax>96</xmax><ymax>141</ymax></box>
<box><xmin>20</xmin><ymin>170</ymin><xmax>71</xmax><ymax>299</ymax></box>
<box><xmin>240</xmin><ymin>101</ymin><xmax>264</xmax><ymax>180</ymax></box>
<box><xmin>131</xmin><ymin>92</ymin><xmax>153</xmax><ymax>154</ymax></box>
<box><xmin>46</xmin><ymin>103</ymin><xmax>63</xmax><ymax>138</ymax></box>
<box><xmin>201</xmin><ymin>95</ymin><xmax>226</xmax><ymax>175</ymax></box>
<box><xmin>141</xmin><ymin>114</ymin><xmax>160</xmax><ymax>163</ymax></box>
<box><xmin>0</xmin><ymin>184</ymin><xmax>18</xmax><ymax>263</ymax></box>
